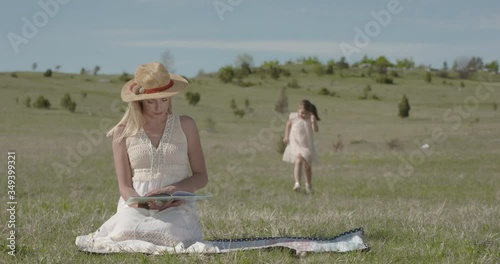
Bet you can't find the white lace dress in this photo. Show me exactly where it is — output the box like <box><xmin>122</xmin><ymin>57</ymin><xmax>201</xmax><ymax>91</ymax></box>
<box><xmin>75</xmin><ymin>113</ymin><xmax>206</xmax><ymax>254</ymax></box>
<box><xmin>282</xmin><ymin>112</ymin><xmax>318</xmax><ymax>165</ymax></box>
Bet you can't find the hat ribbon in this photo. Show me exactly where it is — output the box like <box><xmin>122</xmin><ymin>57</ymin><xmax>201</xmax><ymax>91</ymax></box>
<box><xmin>130</xmin><ymin>80</ymin><xmax>174</xmax><ymax>95</ymax></box>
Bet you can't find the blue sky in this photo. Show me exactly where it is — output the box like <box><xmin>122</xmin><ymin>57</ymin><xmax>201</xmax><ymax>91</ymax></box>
<box><xmin>2</xmin><ymin>0</ymin><xmax>499</xmax><ymax>77</ymax></box>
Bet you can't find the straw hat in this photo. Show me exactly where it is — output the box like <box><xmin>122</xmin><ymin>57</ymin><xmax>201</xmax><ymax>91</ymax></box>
<box><xmin>121</xmin><ymin>62</ymin><xmax>188</xmax><ymax>102</ymax></box>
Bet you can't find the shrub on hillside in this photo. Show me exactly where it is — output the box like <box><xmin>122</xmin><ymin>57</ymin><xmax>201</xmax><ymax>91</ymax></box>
<box><xmin>60</xmin><ymin>93</ymin><xmax>77</xmax><ymax>112</ymax></box>
<box><xmin>43</xmin><ymin>69</ymin><xmax>53</xmax><ymax>77</ymax></box>
<box><xmin>398</xmin><ymin>94</ymin><xmax>410</xmax><ymax>118</ymax></box>
<box><xmin>269</xmin><ymin>65</ymin><xmax>282</xmax><ymax>79</ymax></box>
<box><xmin>286</xmin><ymin>78</ymin><xmax>300</xmax><ymax>88</ymax></box>
<box><xmin>185</xmin><ymin>91</ymin><xmax>201</xmax><ymax>106</ymax></box>
<box><xmin>233</xmin><ymin>109</ymin><xmax>245</xmax><ymax>118</ymax></box>
<box><xmin>282</xmin><ymin>69</ymin><xmax>291</xmax><ymax>77</ymax></box>
<box><xmin>33</xmin><ymin>95</ymin><xmax>51</xmax><ymax>109</ymax></box>
<box><xmin>313</xmin><ymin>64</ymin><xmax>324</xmax><ymax>76</ymax></box>
<box><xmin>390</xmin><ymin>70</ymin><xmax>399</xmax><ymax>77</ymax></box>
<box><xmin>230</xmin><ymin>99</ymin><xmax>237</xmax><ymax>110</ymax></box>
<box><xmin>219</xmin><ymin>66</ymin><xmax>235</xmax><ymax>83</ymax></box>
<box><xmin>11</xmin><ymin>72</ymin><xmax>18</xmax><ymax>78</ymax></box>
<box><xmin>319</xmin><ymin>87</ymin><xmax>330</xmax><ymax>96</ymax></box>
<box><xmin>376</xmin><ymin>75</ymin><xmax>393</xmax><ymax>84</ymax></box>
<box><xmin>119</xmin><ymin>72</ymin><xmax>132</xmax><ymax>82</ymax></box>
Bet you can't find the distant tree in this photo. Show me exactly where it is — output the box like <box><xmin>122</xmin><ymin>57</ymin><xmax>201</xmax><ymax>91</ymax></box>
<box><xmin>425</xmin><ymin>71</ymin><xmax>432</xmax><ymax>83</ymax></box>
<box><xmin>93</xmin><ymin>65</ymin><xmax>101</xmax><ymax>76</ymax></box>
<box><xmin>240</xmin><ymin>62</ymin><xmax>251</xmax><ymax>77</ymax></box>
<box><xmin>395</xmin><ymin>58</ymin><xmax>415</xmax><ymax>69</ymax></box>
<box><xmin>467</xmin><ymin>57</ymin><xmax>484</xmax><ymax>72</ymax></box>
<box><xmin>43</xmin><ymin>69</ymin><xmax>53</xmax><ymax>77</ymax></box>
<box><xmin>337</xmin><ymin>56</ymin><xmax>349</xmax><ymax>75</ymax></box>
<box><xmin>61</xmin><ymin>93</ymin><xmax>72</xmax><ymax>109</ymax></box>
<box><xmin>234</xmin><ymin>53</ymin><xmax>254</xmax><ymax>68</ymax></box>
<box><xmin>80</xmin><ymin>68</ymin><xmax>86</xmax><ymax>76</ymax></box>
<box><xmin>55</xmin><ymin>65</ymin><xmax>61</xmax><ymax>72</ymax></box>
<box><xmin>398</xmin><ymin>95</ymin><xmax>410</xmax><ymax>118</ymax></box>
<box><xmin>453</xmin><ymin>57</ymin><xmax>472</xmax><ymax>79</ymax></box>
<box><xmin>438</xmin><ymin>61</ymin><xmax>449</xmax><ymax>78</ymax></box>
<box><xmin>32</xmin><ymin>62</ymin><xmax>37</xmax><ymax>71</ymax></box>
<box><xmin>160</xmin><ymin>50</ymin><xmax>175</xmax><ymax>72</ymax></box>
<box><xmin>218</xmin><ymin>66</ymin><xmax>235</xmax><ymax>83</ymax></box>
<box><xmin>298</xmin><ymin>56</ymin><xmax>321</xmax><ymax>65</ymax></box>
<box><xmin>325</xmin><ymin>59</ymin><xmax>335</xmax><ymax>75</ymax></box>
<box><xmin>374</xmin><ymin>56</ymin><xmax>393</xmax><ymax>74</ymax></box>
<box><xmin>485</xmin><ymin>60</ymin><xmax>499</xmax><ymax>73</ymax></box>
<box><xmin>261</xmin><ymin>60</ymin><xmax>280</xmax><ymax>68</ymax></box>
<box><xmin>359</xmin><ymin>55</ymin><xmax>375</xmax><ymax>65</ymax></box>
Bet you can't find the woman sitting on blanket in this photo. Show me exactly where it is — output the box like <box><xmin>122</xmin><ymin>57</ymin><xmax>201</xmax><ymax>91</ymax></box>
<box><xmin>76</xmin><ymin>62</ymin><xmax>208</xmax><ymax>253</ymax></box>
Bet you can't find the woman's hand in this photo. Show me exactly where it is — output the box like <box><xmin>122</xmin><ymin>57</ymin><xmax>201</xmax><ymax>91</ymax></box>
<box><xmin>143</xmin><ymin>186</ymin><xmax>184</xmax><ymax>211</ymax></box>
<box><xmin>283</xmin><ymin>136</ymin><xmax>289</xmax><ymax>144</ymax></box>
<box><xmin>147</xmin><ymin>199</ymin><xmax>184</xmax><ymax>211</ymax></box>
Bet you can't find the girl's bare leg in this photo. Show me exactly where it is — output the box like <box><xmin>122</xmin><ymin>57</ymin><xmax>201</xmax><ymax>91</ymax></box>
<box><xmin>293</xmin><ymin>156</ymin><xmax>303</xmax><ymax>190</ymax></box>
<box><xmin>304</xmin><ymin>161</ymin><xmax>313</xmax><ymax>194</ymax></box>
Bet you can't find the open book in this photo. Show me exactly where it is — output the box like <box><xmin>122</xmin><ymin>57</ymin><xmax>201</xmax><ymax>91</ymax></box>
<box><xmin>126</xmin><ymin>191</ymin><xmax>211</xmax><ymax>205</ymax></box>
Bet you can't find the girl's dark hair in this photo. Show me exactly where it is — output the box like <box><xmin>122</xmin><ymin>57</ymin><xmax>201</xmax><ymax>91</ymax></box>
<box><xmin>300</xmin><ymin>99</ymin><xmax>320</xmax><ymax>121</ymax></box>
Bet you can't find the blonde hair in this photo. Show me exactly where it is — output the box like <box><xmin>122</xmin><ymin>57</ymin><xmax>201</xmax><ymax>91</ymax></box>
<box><xmin>107</xmin><ymin>98</ymin><xmax>173</xmax><ymax>142</ymax></box>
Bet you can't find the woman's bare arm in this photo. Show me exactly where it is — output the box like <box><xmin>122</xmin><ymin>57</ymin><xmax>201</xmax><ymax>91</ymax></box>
<box><xmin>112</xmin><ymin>126</ymin><xmax>141</xmax><ymax>204</ymax></box>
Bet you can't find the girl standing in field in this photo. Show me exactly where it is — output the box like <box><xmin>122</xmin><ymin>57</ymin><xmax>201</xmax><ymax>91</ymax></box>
<box><xmin>283</xmin><ymin>99</ymin><xmax>320</xmax><ymax>194</ymax></box>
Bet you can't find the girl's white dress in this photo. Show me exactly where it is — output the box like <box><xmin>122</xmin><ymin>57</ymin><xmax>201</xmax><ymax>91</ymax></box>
<box><xmin>282</xmin><ymin>112</ymin><xmax>318</xmax><ymax>165</ymax></box>
<box><xmin>75</xmin><ymin>114</ymin><xmax>205</xmax><ymax>253</ymax></box>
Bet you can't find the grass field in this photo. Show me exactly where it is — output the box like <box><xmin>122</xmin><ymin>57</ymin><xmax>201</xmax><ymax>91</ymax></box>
<box><xmin>1</xmin><ymin>66</ymin><xmax>499</xmax><ymax>263</ymax></box>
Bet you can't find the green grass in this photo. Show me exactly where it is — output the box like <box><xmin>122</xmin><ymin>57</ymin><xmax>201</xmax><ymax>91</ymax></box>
<box><xmin>0</xmin><ymin>68</ymin><xmax>499</xmax><ymax>263</ymax></box>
